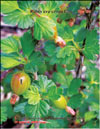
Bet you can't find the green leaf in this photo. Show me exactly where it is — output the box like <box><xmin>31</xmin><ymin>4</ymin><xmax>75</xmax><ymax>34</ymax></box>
<box><xmin>94</xmin><ymin>86</ymin><xmax>100</xmax><ymax>100</ymax></box>
<box><xmin>1</xmin><ymin>53</ymin><xmax>25</xmax><ymax>69</ymax></box>
<box><xmin>79</xmin><ymin>101</ymin><xmax>89</xmax><ymax>117</ymax></box>
<box><xmin>47</xmin><ymin>86</ymin><xmax>63</xmax><ymax>100</ymax></box>
<box><xmin>2</xmin><ymin>72</ymin><xmax>13</xmax><ymax>93</ymax></box>
<box><xmin>23</xmin><ymin>86</ymin><xmax>41</xmax><ymax>105</ymax></box>
<box><xmin>40</xmin><ymin>119</ymin><xmax>62</xmax><ymax>128</ymax></box>
<box><xmin>1</xmin><ymin>1</ymin><xmax>19</xmax><ymax>14</ymax></box>
<box><xmin>20</xmin><ymin>31</ymin><xmax>34</xmax><ymax>57</ymax></box>
<box><xmin>74</xmin><ymin>28</ymin><xmax>87</xmax><ymax>42</ymax></box>
<box><xmin>80</xmin><ymin>1</ymin><xmax>91</xmax><ymax>7</ymax></box>
<box><xmin>90</xmin><ymin>102</ymin><xmax>99</xmax><ymax>112</ymax></box>
<box><xmin>68</xmin><ymin>2</ymin><xmax>80</xmax><ymax>14</ymax></box>
<box><xmin>64</xmin><ymin>26</ymin><xmax>73</xmax><ymax>41</ymax></box>
<box><xmin>85</xmin><ymin>64</ymin><xmax>99</xmax><ymax>84</ymax></box>
<box><xmin>68</xmin><ymin>94</ymin><xmax>83</xmax><ymax>109</ymax></box>
<box><xmin>18</xmin><ymin>1</ymin><xmax>38</xmax><ymax>11</ymax></box>
<box><xmin>86</xmin><ymin>30</ymin><xmax>98</xmax><ymax>44</ymax></box>
<box><xmin>29</xmin><ymin>52</ymin><xmax>44</xmax><ymax>67</ymax></box>
<box><xmin>38</xmin><ymin>63</ymin><xmax>47</xmax><ymax>74</ymax></box>
<box><xmin>14</xmin><ymin>102</ymin><xmax>27</xmax><ymax>114</ymax></box>
<box><xmin>59</xmin><ymin>11</ymin><xmax>75</xmax><ymax>20</ymax></box>
<box><xmin>25</xmin><ymin>100</ymin><xmax>50</xmax><ymax>118</ymax></box>
<box><xmin>34</xmin><ymin>16</ymin><xmax>56</xmax><ymax>40</ymax></box>
<box><xmin>1</xmin><ymin>99</ymin><xmax>15</xmax><ymax>119</ymax></box>
<box><xmin>56</xmin><ymin>46</ymin><xmax>72</xmax><ymax>58</ymax></box>
<box><xmin>66</xmin><ymin>74</ymin><xmax>73</xmax><ymax>87</ymax></box>
<box><xmin>84</xmin><ymin>111</ymin><xmax>97</xmax><ymax>122</ymax></box>
<box><xmin>82</xmin><ymin>120</ymin><xmax>99</xmax><ymax>128</ymax></box>
<box><xmin>44</xmin><ymin>41</ymin><xmax>56</xmax><ymax>56</ymax></box>
<box><xmin>58</xmin><ymin>25</ymin><xmax>73</xmax><ymax>41</ymax></box>
<box><xmin>40</xmin><ymin>1</ymin><xmax>58</xmax><ymax>18</ymax></box>
<box><xmin>53</xmin><ymin>72</ymin><xmax>67</xmax><ymax>85</ymax></box>
<box><xmin>83</xmin><ymin>30</ymin><xmax>99</xmax><ymax>60</ymax></box>
<box><xmin>67</xmin><ymin>78</ymin><xmax>82</xmax><ymax>96</ymax></box>
<box><xmin>0</xmin><ymin>106</ymin><xmax>7</xmax><ymax>124</ymax></box>
<box><xmin>50</xmin><ymin>107</ymin><xmax>68</xmax><ymax>118</ymax></box>
<box><xmin>3</xmin><ymin>9</ymin><xmax>33</xmax><ymax>29</ymax></box>
<box><xmin>2</xmin><ymin>1</ymin><xmax>38</xmax><ymax>29</ymax></box>
<box><xmin>64</xmin><ymin>52</ymin><xmax>76</xmax><ymax>70</ymax></box>
<box><xmin>34</xmin><ymin>75</ymin><xmax>56</xmax><ymax>93</ymax></box>
<box><xmin>1</xmin><ymin>36</ymin><xmax>19</xmax><ymax>54</ymax></box>
<box><xmin>24</xmin><ymin>62</ymin><xmax>37</xmax><ymax>74</ymax></box>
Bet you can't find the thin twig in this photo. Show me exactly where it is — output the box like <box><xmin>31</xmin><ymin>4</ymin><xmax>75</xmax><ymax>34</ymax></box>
<box><xmin>76</xmin><ymin>1</ymin><xmax>99</xmax><ymax>78</ymax></box>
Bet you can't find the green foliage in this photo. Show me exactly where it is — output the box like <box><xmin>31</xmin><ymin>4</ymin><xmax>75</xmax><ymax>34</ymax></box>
<box><xmin>0</xmin><ymin>106</ymin><xmax>7</xmax><ymax>124</ymax></box>
<box><xmin>25</xmin><ymin>100</ymin><xmax>50</xmax><ymax>118</ymax></box>
<box><xmin>20</xmin><ymin>31</ymin><xmax>35</xmax><ymax>57</ymax></box>
<box><xmin>46</xmin><ymin>85</ymin><xmax>63</xmax><ymax>100</ymax></box>
<box><xmin>1</xmin><ymin>1</ymin><xmax>38</xmax><ymax>28</ymax></box>
<box><xmin>40</xmin><ymin>119</ymin><xmax>64</xmax><ymax>128</ymax></box>
<box><xmin>58</xmin><ymin>26</ymin><xmax>73</xmax><ymax>41</ymax></box>
<box><xmin>68</xmin><ymin>94</ymin><xmax>83</xmax><ymax>109</ymax></box>
<box><xmin>1</xmin><ymin>1</ymin><xmax>19</xmax><ymax>14</ymax></box>
<box><xmin>3</xmin><ymin>10</ymin><xmax>33</xmax><ymax>29</ymax></box>
<box><xmin>83</xmin><ymin>30</ymin><xmax>99</xmax><ymax>60</ymax></box>
<box><xmin>1</xmin><ymin>1</ymin><xmax>99</xmax><ymax>128</ymax></box>
<box><xmin>68</xmin><ymin>2</ymin><xmax>80</xmax><ymax>14</ymax></box>
<box><xmin>67</xmin><ymin>78</ymin><xmax>82</xmax><ymax>96</ymax></box>
<box><xmin>56</xmin><ymin>46</ymin><xmax>72</xmax><ymax>58</ymax></box>
<box><xmin>34</xmin><ymin>16</ymin><xmax>56</xmax><ymax>40</ymax></box>
<box><xmin>2</xmin><ymin>72</ymin><xmax>13</xmax><ymax>93</ymax></box>
<box><xmin>82</xmin><ymin>120</ymin><xmax>99</xmax><ymax>128</ymax></box>
<box><xmin>39</xmin><ymin>1</ymin><xmax>58</xmax><ymax>18</ymax></box>
<box><xmin>50</xmin><ymin>107</ymin><xmax>68</xmax><ymax>118</ymax></box>
<box><xmin>33</xmin><ymin>75</ymin><xmax>56</xmax><ymax>93</ymax></box>
<box><xmin>1</xmin><ymin>36</ymin><xmax>19</xmax><ymax>54</ymax></box>
<box><xmin>53</xmin><ymin>72</ymin><xmax>67</xmax><ymax>85</ymax></box>
<box><xmin>84</xmin><ymin>111</ymin><xmax>97</xmax><ymax>122</ymax></box>
<box><xmin>23</xmin><ymin>86</ymin><xmax>41</xmax><ymax>105</ymax></box>
<box><xmin>1</xmin><ymin>53</ymin><xmax>25</xmax><ymax>69</ymax></box>
<box><xmin>1</xmin><ymin>100</ymin><xmax>15</xmax><ymax>119</ymax></box>
<box><xmin>14</xmin><ymin>102</ymin><xmax>27</xmax><ymax>114</ymax></box>
<box><xmin>74</xmin><ymin>28</ymin><xmax>87</xmax><ymax>42</ymax></box>
<box><xmin>18</xmin><ymin>1</ymin><xmax>38</xmax><ymax>11</ymax></box>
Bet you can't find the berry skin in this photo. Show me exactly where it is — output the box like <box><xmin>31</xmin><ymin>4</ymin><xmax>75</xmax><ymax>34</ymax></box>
<box><xmin>53</xmin><ymin>95</ymin><xmax>67</xmax><ymax>109</ymax></box>
<box><xmin>10</xmin><ymin>94</ymin><xmax>18</xmax><ymax>105</ymax></box>
<box><xmin>78</xmin><ymin>9</ymin><xmax>85</xmax><ymax>15</ymax></box>
<box><xmin>68</xmin><ymin>19</ymin><xmax>75</xmax><ymax>27</ymax></box>
<box><xmin>11</xmin><ymin>71</ymin><xmax>31</xmax><ymax>95</ymax></box>
<box><xmin>55</xmin><ymin>36</ymin><xmax>66</xmax><ymax>48</ymax></box>
<box><xmin>85</xmin><ymin>9</ymin><xmax>91</xmax><ymax>14</ymax></box>
<box><xmin>53</xmin><ymin>95</ymin><xmax>76</xmax><ymax>116</ymax></box>
<box><xmin>62</xmin><ymin>64</ymin><xmax>67</xmax><ymax>68</ymax></box>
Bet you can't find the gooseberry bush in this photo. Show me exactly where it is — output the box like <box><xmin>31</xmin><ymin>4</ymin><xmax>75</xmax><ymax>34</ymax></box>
<box><xmin>1</xmin><ymin>1</ymin><xmax>100</xmax><ymax>128</ymax></box>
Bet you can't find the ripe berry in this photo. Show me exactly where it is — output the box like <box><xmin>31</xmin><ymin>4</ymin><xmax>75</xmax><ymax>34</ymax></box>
<box><xmin>10</xmin><ymin>94</ymin><xmax>18</xmax><ymax>105</ymax></box>
<box><xmin>85</xmin><ymin>9</ymin><xmax>91</xmax><ymax>14</ymax></box>
<box><xmin>78</xmin><ymin>9</ymin><xmax>85</xmax><ymax>15</ymax></box>
<box><xmin>53</xmin><ymin>95</ymin><xmax>67</xmax><ymax>109</ymax></box>
<box><xmin>62</xmin><ymin>64</ymin><xmax>67</xmax><ymax>68</ymax></box>
<box><xmin>11</xmin><ymin>71</ymin><xmax>31</xmax><ymax>95</ymax></box>
<box><xmin>53</xmin><ymin>95</ymin><xmax>76</xmax><ymax>116</ymax></box>
<box><xmin>55</xmin><ymin>36</ymin><xmax>66</xmax><ymax>48</ymax></box>
<box><xmin>68</xmin><ymin>19</ymin><xmax>75</xmax><ymax>27</ymax></box>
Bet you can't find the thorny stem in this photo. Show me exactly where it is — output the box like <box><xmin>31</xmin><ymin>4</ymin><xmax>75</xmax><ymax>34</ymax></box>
<box><xmin>30</xmin><ymin>10</ymin><xmax>41</xmax><ymax>17</ymax></box>
<box><xmin>76</xmin><ymin>1</ymin><xmax>99</xmax><ymax>78</ymax></box>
